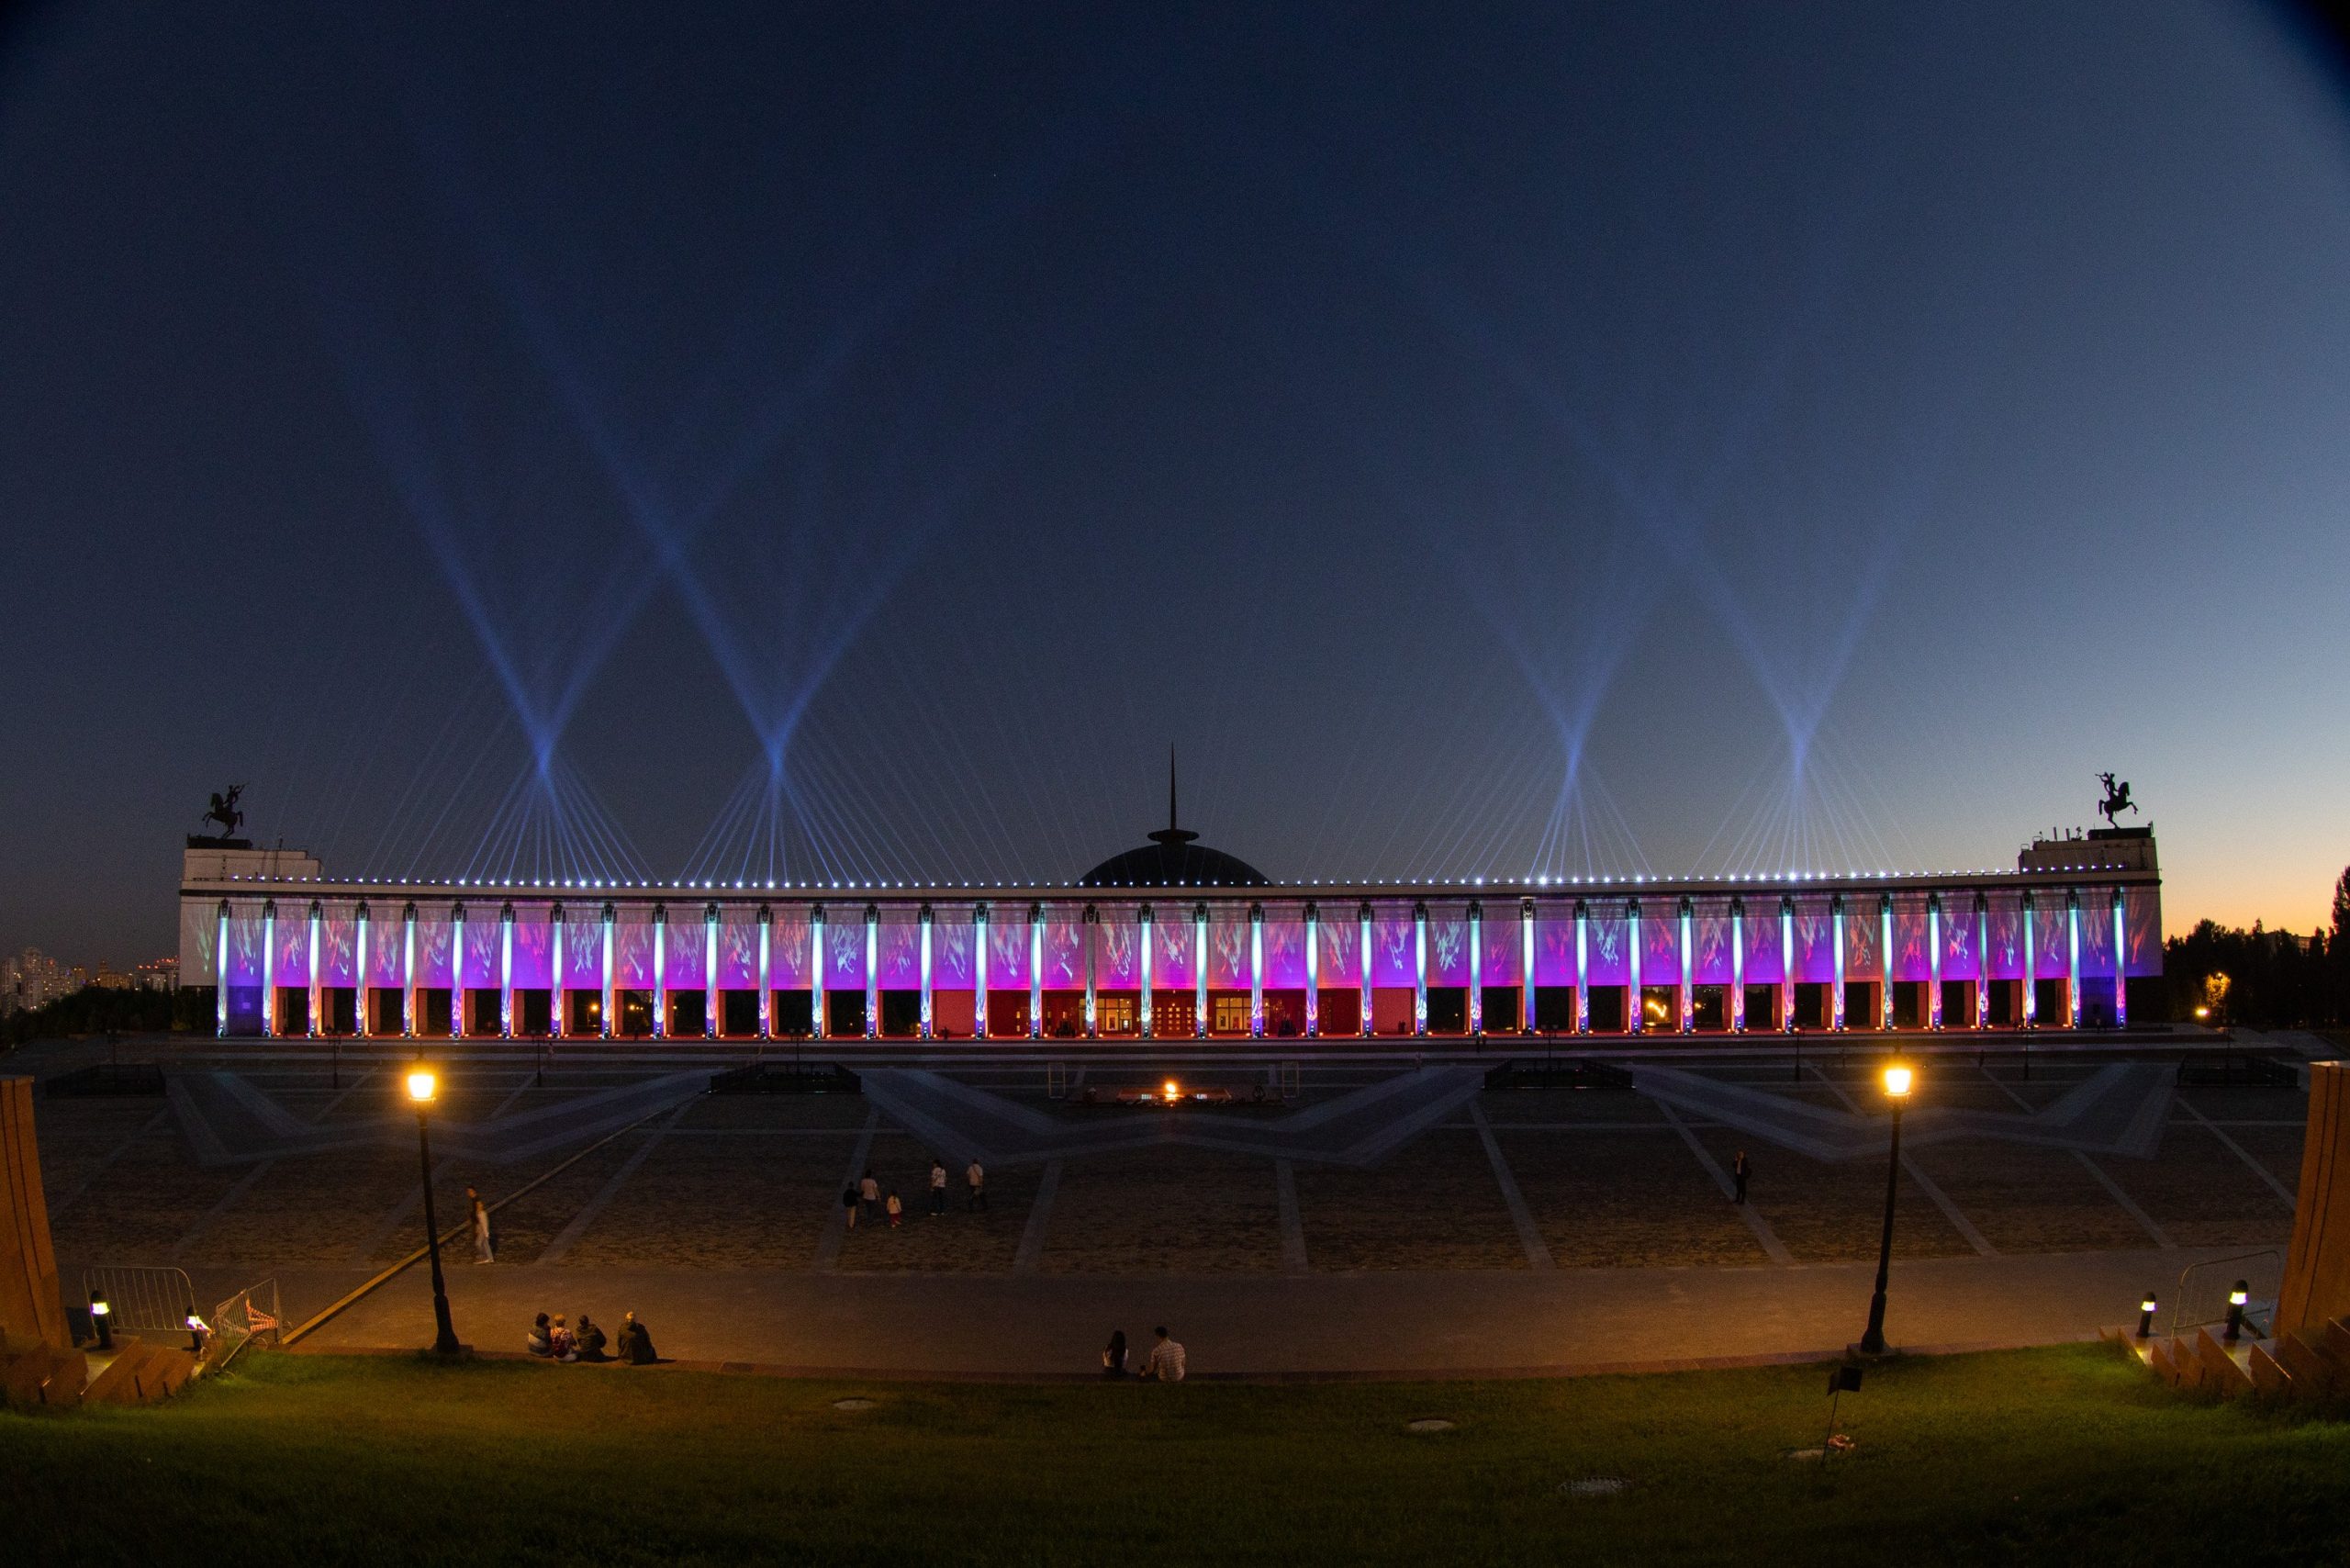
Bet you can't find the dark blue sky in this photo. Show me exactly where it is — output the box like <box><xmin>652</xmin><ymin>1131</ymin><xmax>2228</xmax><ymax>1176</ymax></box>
<box><xmin>5</xmin><ymin>2</ymin><xmax>2348</xmax><ymax>966</ymax></box>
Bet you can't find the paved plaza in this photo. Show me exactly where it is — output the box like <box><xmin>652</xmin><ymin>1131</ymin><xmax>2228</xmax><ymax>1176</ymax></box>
<box><xmin>16</xmin><ymin>1034</ymin><xmax>2317</xmax><ymax>1371</ymax></box>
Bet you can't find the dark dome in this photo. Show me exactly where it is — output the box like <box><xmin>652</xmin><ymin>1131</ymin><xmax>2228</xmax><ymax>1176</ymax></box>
<box><xmin>1079</xmin><ymin>838</ymin><xmax>1271</xmax><ymax>889</ymax></box>
<box><xmin>1079</xmin><ymin>754</ymin><xmax>1270</xmax><ymax>887</ymax></box>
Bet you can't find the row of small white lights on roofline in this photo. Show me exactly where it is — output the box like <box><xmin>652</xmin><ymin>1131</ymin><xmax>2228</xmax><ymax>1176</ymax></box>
<box><xmin>218</xmin><ymin>864</ymin><xmax>2126</xmax><ymax>888</ymax></box>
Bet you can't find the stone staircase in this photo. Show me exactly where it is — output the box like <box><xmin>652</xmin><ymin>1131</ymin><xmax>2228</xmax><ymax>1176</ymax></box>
<box><xmin>2109</xmin><ymin>1314</ymin><xmax>2350</xmax><ymax>1403</ymax></box>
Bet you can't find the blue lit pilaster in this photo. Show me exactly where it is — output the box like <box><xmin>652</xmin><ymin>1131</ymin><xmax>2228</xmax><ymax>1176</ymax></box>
<box><xmin>1030</xmin><ymin>903</ymin><xmax>1045</xmax><ymax>1041</ymax></box>
<box><xmin>1830</xmin><ymin>895</ymin><xmax>1845</xmax><ymax>1032</ymax></box>
<box><xmin>756</xmin><ymin>904</ymin><xmax>772</xmax><ymax>1040</ymax></box>
<box><xmin>1573</xmin><ymin>899</ymin><xmax>1590</xmax><ymax>1035</ymax></box>
<box><xmin>1084</xmin><ymin>904</ymin><xmax>1099</xmax><ymax>1039</ymax></box>
<box><xmin>1879</xmin><ymin>894</ymin><xmax>1894</xmax><ymax>1032</ymax></box>
<box><xmin>550</xmin><ymin>904</ymin><xmax>565</xmax><ymax>1038</ymax></box>
<box><xmin>919</xmin><ymin>904</ymin><xmax>934</xmax><ymax>1040</ymax></box>
<box><xmin>1779</xmin><ymin>896</ymin><xmax>1795</xmax><ymax>1032</ymax></box>
<box><xmin>450</xmin><ymin>903</ymin><xmax>466</xmax><ymax>1040</ymax></box>
<box><xmin>499</xmin><ymin>902</ymin><xmax>515</xmax><ymax>1039</ymax></box>
<box><xmin>1519</xmin><ymin>898</ymin><xmax>1535</xmax><ymax>1036</ymax></box>
<box><xmin>863</xmin><ymin>905</ymin><xmax>878</xmax><ymax>1040</ymax></box>
<box><xmin>600</xmin><ymin>902</ymin><xmax>616</xmax><ymax>1039</ymax></box>
<box><xmin>1248</xmin><ymin>902</ymin><xmax>1264</xmax><ymax>1039</ymax></box>
<box><xmin>973</xmin><ymin>904</ymin><xmax>990</xmax><ymax>1038</ymax></box>
<box><xmin>2021</xmin><ymin>891</ymin><xmax>2038</xmax><ymax>1028</ymax></box>
<box><xmin>1357</xmin><ymin>902</ymin><xmax>1372</xmax><ymax>1038</ymax></box>
<box><xmin>1139</xmin><ymin>904</ymin><xmax>1154</xmax><ymax>1038</ymax></box>
<box><xmin>1195</xmin><ymin>902</ymin><xmax>1209</xmax><ymax>1040</ymax></box>
<box><xmin>2112</xmin><ymin>887</ymin><xmax>2128</xmax><ymax>1027</ymax></box>
<box><xmin>1677</xmin><ymin>896</ymin><xmax>1692</xmax><ymax>1035</ymax></box>
<box><xmin>403</xmin><ymin>901</ymin><xmax>419</xmax><ymax>1038</ymax></box>
<box><xmin>1302</xmin><ymin>902</ymin><xmax>1317</xmax><ymax>1037</ymax></box>
<box><xmin>1928</xmin><ymin>894</ymin><xmax>1943</xmax><ymax>1030</ymax></box>
<box><xmin>651</xmin><ymin>903</ymin><xmax>667</xmax><ymax>1039</ymax></box>
<box><xmin>811</xmin><ymin>905</ymin><xmax>827</xmax><ymax>1039</ymax></box>
<box><xmin>1467</xmin><ymin>901</ymin><xmax>1483</xmax><ymax>1036</ymax></box>
<box><xmin>1729</xmin><ymin>898</ymin><xmax>1745</xmax><ymax>1032</ymax></box>
<box><xmin>1975</xmin><ymin>892</ymin><xmax>1990</xmax><ymax>1030</ymax></box>
<box><xmin>705</xmin><ymin>903</ymin><xmax>720</xmax><ymax>1040</ymax></box>
<box><xmin>2066</xmin><ymin>888</ymin><xmax>2082</xmax><ymax>1029</ymax></box>
<box><xmin>1411</xmin><ymin>901</ymin><xmax>1427</xmax><ymax>1037</ymax></box>
<box><xmin>1626</xmin><ymin>899</ymin><xmax>1642</xmax><ymax>1035</ymax></box>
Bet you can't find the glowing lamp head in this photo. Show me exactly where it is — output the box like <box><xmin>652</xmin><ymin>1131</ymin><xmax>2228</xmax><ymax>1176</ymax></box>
<box><xmin>2141</xmin><ymin>1294</ymin><xmax>2158</xmax><ymax>1315</ymax></box>
<box><xmin>186</xmin><ymin>1313</ymin><xmax>207</xmax><ymax>1332</ymax></box>
<box><xmin>89</xmin><ymin>1294</ymin><xmax>110</xmax><ymax>1317</ymax></box>
<box><xmin>1163</xmin><ymin>1079</ymin><xmax>1180</xmax><ymax>1101</ymax></box>
<box><xmin>406</xmin><ymin>1068</ymin><xmax>439</xmax><ymax>1105</ymax></box>
<box><xmin>1882</xmin><ymin>1063</ymin><xmax>1914</xmax><ymax>1100</ymax></box>
<box><xmin>2229</xmin><ymin>1283</ymin><xmax>2249</xmax><ymax>1307</ymax></box>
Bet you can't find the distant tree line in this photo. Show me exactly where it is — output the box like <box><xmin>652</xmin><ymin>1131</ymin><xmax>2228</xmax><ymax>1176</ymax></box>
<box><xmin>2163</xmin><ymin>867</ymin><xmax>2350</xmax><ymax>1030</ymax></box>
<box><xmin>0</xmin><ymin>984</ymin><xmax>210</xmax><ymax>1049</ymax></box>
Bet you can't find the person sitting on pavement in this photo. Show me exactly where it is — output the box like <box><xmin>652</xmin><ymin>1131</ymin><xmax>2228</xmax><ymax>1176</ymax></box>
<box><xmin>550</xmin><ymin>1314</ymin><xmax>578</xmax><ymax>1362</ymax></box>
<box><xmin>616</xmin><ymin>1311</ymin><xmax>659</xmax><ymax>1365</ymax></box>
<box><xmin>526</xmin><ymin>1312</ymin><xmax>554</xmax><ymax>1358</ymax></box>
<box><xmin>1102</xmin><ymin>1328</ymin><xmax>1128</xmax><ymax>1378</ymax></box>
<box><xmin>1140</xmin><ymin>1326</ymin><xmax>1186</xmax><ymax>1383</ymax></box>
<box><xmin>574</xmin><ymin>1313</ymin><xmax>609</xmax><ymax>1361</ymax></box>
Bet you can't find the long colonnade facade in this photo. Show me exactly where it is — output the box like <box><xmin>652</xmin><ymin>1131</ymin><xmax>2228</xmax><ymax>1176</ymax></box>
<box><xmin>179</xmin><ymin>830</ymin><xmax>2164</xmax><ymax>1043</ymax></box>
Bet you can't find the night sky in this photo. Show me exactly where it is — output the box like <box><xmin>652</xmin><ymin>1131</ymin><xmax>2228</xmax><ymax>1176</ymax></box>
<box><xmin>5</xmin><ymin>2</ymin><xmax>2349</xmax><ymax>968</ymax></box>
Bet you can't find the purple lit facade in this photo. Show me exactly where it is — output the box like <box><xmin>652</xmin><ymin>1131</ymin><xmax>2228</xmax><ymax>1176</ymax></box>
<box><xmin>182</xmin><ymin>830</ymin><xmax>2163</xmax><ymax>1042</ymax></box>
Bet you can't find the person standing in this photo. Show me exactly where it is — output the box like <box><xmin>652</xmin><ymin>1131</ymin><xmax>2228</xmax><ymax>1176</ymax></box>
<box><xmin>843</xmin><ymin>1182</ymin><xmax>860</xmax><ymax>1229</ymax></box>
<box><xmin>929</xmin><ymin>1158</ymin><xmax>948</xmax><ymax>1217</ymax></box>
<box><xmin>1731</xmin><ymin>1149</ymin><xmax>1752</xmax><ymax>1205</ymax></box>
<box><xmin>859</xmin><ymin>1169</ymin><xmax>880</xmax><ymax>1221</ymax></box>
<box><xmin>966</xmin><ymin>1159</ymin><xmax>987</xmax><ymax>1211</ymax></box>
<box><xmin>886</xmin><ymin>1189</ymin><xmax>903</xmax><ymax>1228</ymax></box>
<box><xmin>467</xmin><ymin>1185</ymin><xmax>495</xmax><ymax>1263</ymax></box>
<box><xmin>1141</xmin><ymin>1325</ymin><xmax>1186</xmax><ymax>1383</ymax></box>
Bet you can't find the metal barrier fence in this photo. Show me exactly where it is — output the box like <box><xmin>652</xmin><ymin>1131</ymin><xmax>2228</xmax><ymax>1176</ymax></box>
<box><xmin>2165</xmin><ymin>1249</ymin><xmax>2282</xmax><ymax>1338</ymax></box>
<box><xmin>82</xmin><ymin>1265</ymin><xmax>200</xmax><ymax>1336</ymax></box>
<box><xmin>207</xmin><ymin>1278</ymin><xmax>283</xmax><ymax>1372</ymax></box>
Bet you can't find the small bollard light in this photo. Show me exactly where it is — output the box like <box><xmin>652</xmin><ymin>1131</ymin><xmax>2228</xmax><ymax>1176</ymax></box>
<box><xmin>186</xmin><ymin>1312</ymin><xmax>211</xmax><ymax>1355</ymax></box>
<box><xmin>90</xmin><ymin>1290</ymin><xmax>113</xmax><ymax>1352</ymax></box>
<box><xmin>2138</xmin><ymin>1293</ymin><xmax>2157</xmax><ymax>1338</ymax></box>
<box><xmin>2225</xmin><ymin>1280</ymin><xmax>2249</xmax><ymax>1343</ymax></box>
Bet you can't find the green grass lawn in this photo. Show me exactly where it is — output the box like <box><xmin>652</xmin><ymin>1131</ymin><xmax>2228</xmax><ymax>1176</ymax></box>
<box><xmin>4</xmin><ymin>1345</ymin><xmax>2347</xmax><ymax>1565</ymax></box>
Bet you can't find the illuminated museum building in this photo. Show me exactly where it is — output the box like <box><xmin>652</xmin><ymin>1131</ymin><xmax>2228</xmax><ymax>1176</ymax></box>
<box><xmin>178</xmin><ymin>815</ymin><xmax>2163</xmax><ymax>1042</ymax></box>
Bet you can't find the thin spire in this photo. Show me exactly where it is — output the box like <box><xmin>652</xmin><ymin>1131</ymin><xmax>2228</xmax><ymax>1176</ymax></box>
<box><xmin>1169</xmin><ymin>745</ymin><xmax>1179</xmax><ymax>833</ymax></box>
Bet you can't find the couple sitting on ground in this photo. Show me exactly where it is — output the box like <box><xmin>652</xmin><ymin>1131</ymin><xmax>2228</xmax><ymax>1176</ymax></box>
<box><xmin>528</xmin><ymin>1310</ymin><xmax>657</xmax><ymax>1364</ymax></box>
<box><xmin>1102</xmin><ymin>1326</ymin><xmax>1185</xmax><ymax>1382</ymax></box>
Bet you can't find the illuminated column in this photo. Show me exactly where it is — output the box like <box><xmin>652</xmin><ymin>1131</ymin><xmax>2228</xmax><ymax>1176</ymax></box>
<box><xmin>1248</xmin><ymin>902</ymin><xmax>1264</xmax><ymax>1039</ymax></box>
<box><xmin>403</xmin><ymin>901</ymin><xmax>419</xmax><ymax>1037</ymax></box>
<box><xmin>1139</xmin><ymin>904</ymin><xmax>1155</xmax><ymax>1038</ymax></box>
<box><xmin>705</xmin><ymin>902</ymin><xmax>720</xmax><ymax>1040</ymax></box>
<box><xmin>1779</xmin><ymin>896</ymin><xmax>1796</xmax><ymax>1032</ymax></box>
<box><xmin>756</xmin><ymin>904</ymin><xmax>772</xmax><ymax>1040</ymax></box>
<box><xmin>1676</xmin><ymin>896</ymin><xmax>1693</xmax><ymax>1036</ymax></box>
<box><xmin>307</xmin><ymin>899</ymin><xmax>323</xmax><ymax>1039</ymax></box>
<box><xmin>2021</xmin><ymin>891</ymin><xmax>2038</xmax><ymax>1027</ymax></box>
<box><xmin>450</xmin><ymin>903</ymin><xmax>465</xmax><ymax>1040</ymax></box>
<box><xmin>2112</xmin><ymin>887</ymin><xmax>2129</xmax><ymax>1027</ymax></box>
<box><xmin>1626</xmin><ymin>899</ymin><xmax>1642</xmax><ymax>1035</ymax></box>
<box><xmin>920</xmin><ymin>904</ymin><xmax>935</xmax><ymax>1040</ymax></box>
<box><xmin>600</xmin><ymin>902</ymin><xmax>616</xmax><ymax>1040</ymax></box>
<box><xmin>355</xmin><ymin>902</ymin><xmax>372</xmax><ymax>1038</ymax></box>
<box><xmin>1303</xmin><ymin>902</ymin><xmax>1318</xmax><ymax>1037</ymax></box>
<box><xmin>1411</xmin><ymin>901</ymin><xmax>1428</xmax><ymax>1037</ymax></box>
<box><xmin>499</xmin><ymin>901</ymin><xmax>515</xmax><ymax>1039</ymax></box>
<box><xmin>811</xmin><ymin>905</ymin><xmax>827</xmax><ymax>1039</ymax></box>
<box><xmin>550</xmin><ymin>904</ymin><xmax>565</xmax><ymax>1038</ymax></box>
<box><xmin>1729</xmin><ymin>898</ymin><xmax>1745</xmax><ymax>1032</ymax></box>
<box><xmin>2065</xmin><ymin>888</ymin><xmax>2082</xmax><ymax>1029</ymax></box>
<box><xmin>1830</xmin><ymin>895</ymin><xmax>1846</xmax><ymax>1032</ymax></box>
<box><xmin>1195</xmin><ymin>902</ymin><xmax>1210</xmax><ymax>1040</ymax></box>
<box><xmin>1467</xmin><ymin>901</ymin><xmax>1483</xmax><ymax>1036</ymax></box>
<box><xmin>1357</xmin><ymin>902</ymin><xmax>1372</xmax><ymax>1038</ymax></box>
<box><xmin>863</xmin><ymin>904</ymin><xmax>878</xmax><ymax>1040</ymax></box>
<box><xmin>261</xmin><ymin>899</ymin><xmax>276</xmax><ymax>1037</ymax></box>
<box><xmin>1975</xmin><ymin>892</ymin><xmax>1990</xmax><ymax>1030</ymax></box>
<box><xmin>1879</xmin><ymin>895</ymin><xmax>1894</xmax><ymax>1032</ymax></box>
<box><xmin>1927</xmin><ymin>894</ymin><xmax>1943</xmax><ymax>1030</ymax></box>
<box><xmin>1084</xmin><ymin>904</ymin><xmax>1099</xmax><ymax>1039</ymax></box>
<box><xmin>651</xmin><ymin>903</ymin><xmax>667</xmax><ymax>1039</ymax></box>
<box><xmin>1573</xmin><ymin>899</ymin><xmax>1590</xmax><ymax>1034</ymax></box>
<box><xmin>1029</xmin><ymin>902</ymin><xmax>1045</xmax><ymax>1041</ymax></box>
<box><xmin>973</xmin><ymin>904</ymin><xmax>990</xmax><ymax>1038</ymax></box>
<box><xmin>215</xmin><ymin>900</ymin><xmax>230</xmax><ymax>1038</ymax></box>
<box><xmin>1519</xmin><ymin>898</ymin><xmax>1536</xmax><ymax>1036</ymax></box>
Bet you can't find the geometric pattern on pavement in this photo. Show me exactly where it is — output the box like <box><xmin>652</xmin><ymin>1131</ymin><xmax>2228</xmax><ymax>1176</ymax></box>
<box><xmin>1628</xmin><ymin>1062</ymin><xmax>2176</xmax><ymax>1163</ymax></box>
<box><xmin>165</xmin><ymin>1070</ymin><xmax>707</xmax><ymax>1168</ymax></box>
<box><xmin>856</xmin><ymin>1067</ymin><xmax>1491</xmax><ymax>1170</ymax></box>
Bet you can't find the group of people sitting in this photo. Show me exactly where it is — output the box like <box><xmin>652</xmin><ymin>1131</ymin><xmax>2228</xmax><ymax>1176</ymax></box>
<box><xmin>1101</xmin><ymin>1326</ymin><xmax>1186</xmax><ymax>1382</ymax></box>
<box><xmin>527</xmin><ymin>1309</ymin><xmax>657</xmax><ymax>1364</ymax></box>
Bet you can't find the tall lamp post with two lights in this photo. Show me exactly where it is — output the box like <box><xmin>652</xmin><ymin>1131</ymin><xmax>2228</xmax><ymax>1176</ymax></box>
<box><xmin>1858</xmin><ymin>1060</ymin><xmax>1913</xmax><ymax>1355</ymax></box>
<box><xmin>407</xmin><ymin>1064</ymin><xmax>464</xmax><ymax>1356</ymax></box>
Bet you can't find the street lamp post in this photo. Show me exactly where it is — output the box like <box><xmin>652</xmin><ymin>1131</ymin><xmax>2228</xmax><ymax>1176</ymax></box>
<box><xmin>1858</xmin><ymin>1060</ymin><xmax>1913</xmax><ymax>1355</ymax></box>
<box><xmin>407</xmin><ymin>1065</ymin><xmax>463</xmax><ymax>1356</ymax></box>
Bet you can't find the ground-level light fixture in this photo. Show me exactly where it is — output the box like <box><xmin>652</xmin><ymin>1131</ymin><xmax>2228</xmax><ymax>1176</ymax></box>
<box><xmin>186</xmin><ymin>1312</ymin><xmax>210</xmax><ymax>1354</ymax></box>
<box><xmin>2138</xmin><ymin>1293</ymin><xmax>2157</xmax><ymax>1338</ymax></box>
<box><xmin>89</xmin><ymin>1290</ymin><xmax>112</xmax><ymax>1352</ymax></box>
<box><xmin>2226</xmin><ymin>1281</ymin><xmax>2250</xmax><ymax>1342</ymax></box>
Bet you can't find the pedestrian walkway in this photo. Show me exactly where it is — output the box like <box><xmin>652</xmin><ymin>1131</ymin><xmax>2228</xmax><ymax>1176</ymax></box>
<box><xmin>295</xmin><ymin>1245</ymin><xmax>2239</xmax><ymax>1377</ymax></box>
